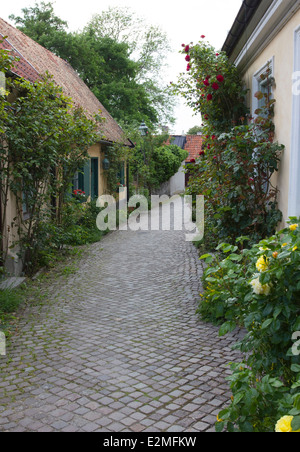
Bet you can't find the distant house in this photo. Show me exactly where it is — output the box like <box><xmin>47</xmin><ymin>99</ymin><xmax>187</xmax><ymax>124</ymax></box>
<box><xmin>0</xmin><ymin>17</ymin><xmax>133</xmax><ymax>275</ymax></box>
<box><xmin>184</xmin><ymin>135</ymin><xmax>204</xmax><ymax>164</ymax></box>
<box><xmin>222</xmin><ymin>0</ymin><xmax>300</xmax><ymax>225</ymax></box>
<box><xmin>167</xmin><ymin>134</ymin><xmax>203</xmax><ymax>190</ymax></box>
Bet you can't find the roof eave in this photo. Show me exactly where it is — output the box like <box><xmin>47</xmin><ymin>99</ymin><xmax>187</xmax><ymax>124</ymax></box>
<box><xmin>221</xmin><ymin>0</ymin><xmax>272</xmax><ymax>58</ymax></box>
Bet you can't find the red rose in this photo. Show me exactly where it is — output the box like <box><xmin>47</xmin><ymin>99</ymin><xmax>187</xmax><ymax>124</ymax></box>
<box><xmin>216</xmin><ymin>74</ymin><xmax>224</xmax><ymax>82</ymax></box>
<box><xmin>203</xmin><ymin>79</ymin><xmax>210</xmax><ymax>86</ymax></box>
<box><xmin>185</xmin><ymin>45</ymin><xmax>190</xmax><ymax>53</ymax></box>
<box><xmin>185</xmin><ymin>55</ymin><xmax>191</xmax><ymax>62</ymax></box>
<box><xmin>201</xmin><ymin>35</ymin><xmax>205</xmax><ymax>39</ymax></box>
<box><xmin>212</xmin><ymin>82</ymin><xmax>219</xmax><ymax>90</ymax></box>
<box><xmin>186</xmin><ymin>64</ymin><xmax>191</xmax><ymax>71</ymax></box>
<box><xmin>207</xmin><ymin>94</ymin><xmax>213</xmax><ymax>101</ymax></box>
<box><xmin>199</xmin><ymin>151</ymin><xmax>205</xmax><ymax>156</ymax></box>
<box><xmin>216</xmin><ymin>53</ymin><xmax>220</xmax><ymax>56</ymax></box>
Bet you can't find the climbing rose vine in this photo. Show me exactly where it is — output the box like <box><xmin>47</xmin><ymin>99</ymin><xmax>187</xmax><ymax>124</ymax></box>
<box><xmin>172</xmin><ymin>36</ymin><xmax>284</xmax><ymax>245</ymax></box>
<box><xmin>174</xmin><ymin>36</ymin><xmax>248</xmax><ymax>131</ymax></box>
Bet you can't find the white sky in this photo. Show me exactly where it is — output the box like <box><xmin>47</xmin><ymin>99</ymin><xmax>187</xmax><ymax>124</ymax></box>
<box><xmin>1</xmin><ymin>0</ymin><xmax>243</xmax><ymax>134</ymax></box>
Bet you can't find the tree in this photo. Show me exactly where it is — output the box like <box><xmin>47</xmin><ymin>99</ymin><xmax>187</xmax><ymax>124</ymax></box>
<box><xmin>187</xmin><ymin>125</ymin><xmax>203</xmax><ymax>135</ymax></box>
<box><xmin>85</xmin><ymin>7</ymin><xmax>169</xmax><ymax>83</ymax></box>
<box><xmin>10</xmin><ymin>2</ymin><xmax>175</xmax><ymax>128</ymax></box>
<box><xmin>9</xmin><ymin>1</ymin><xmax>69</xmax><ymax>55</ymax></box>
<box><xmin>85</xmin><ymin>7</ymin><xmax>175</xmax><ymax>126</ymax></box>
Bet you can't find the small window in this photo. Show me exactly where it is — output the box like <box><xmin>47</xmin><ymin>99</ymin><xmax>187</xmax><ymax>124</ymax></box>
<box><xmin>73</xmin><ymin>168</ymin><xmax>84</xmax><ymax>192</ymax></box>
<box><xmin>252</xmin><ymin>57</ymin><xmax>275</xmax><ymax>117</ymax></box>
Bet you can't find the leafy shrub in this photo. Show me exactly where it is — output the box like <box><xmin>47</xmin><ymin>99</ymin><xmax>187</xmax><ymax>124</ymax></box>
<box><xmin>173</xmin><ymin>37</ymin><xmax>284</xmax><ymax>247</ymax></box>
<box><xmin>23</xmin><ymin>199</ymin><xmax>105</xmax><ymax>272</ymax></box>
<box><xmin>199</xmin><ymin>220</ymin><xmax>300</xmax><ymax>432</ymax></box>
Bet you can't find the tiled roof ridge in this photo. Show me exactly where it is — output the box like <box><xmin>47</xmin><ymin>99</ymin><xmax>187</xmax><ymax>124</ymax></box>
<box><xmin>0</xmin><ymin>32</ymin><xmax>40</xmax><ymax>80</ymax></box>
<box><xmin>0</xmin><ymin>17</ymin><xmax>131</xmax><ymax>146</ymax></box>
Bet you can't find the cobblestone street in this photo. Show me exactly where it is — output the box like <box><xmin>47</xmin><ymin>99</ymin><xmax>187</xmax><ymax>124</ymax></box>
<box><xmin>0</xmin><ymin>200</ymin><xmax>243</xmax><ymax>432</ymax></box>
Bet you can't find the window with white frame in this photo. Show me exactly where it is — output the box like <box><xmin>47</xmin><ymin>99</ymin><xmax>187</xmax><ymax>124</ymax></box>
<box><xmin>252</xmin><ymin>57</ymin><xmax>275</xmax><ymax>118</ymax></box>
<box><xmin>289</xmin><ymin>26</ymin><xmax>300</xmax><ymax>218</ymax></box>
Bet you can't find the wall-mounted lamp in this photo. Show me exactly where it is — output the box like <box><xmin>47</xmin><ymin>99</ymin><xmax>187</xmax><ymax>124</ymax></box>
<box><xmin>139</xmin><ymin>121</ymin><xmax>148</xmax><ymax>137</ymax></box>
<box><xmin>102</xmin><ymin>155</ymin><xmax>110</xmax><ymax>170</ymax></box>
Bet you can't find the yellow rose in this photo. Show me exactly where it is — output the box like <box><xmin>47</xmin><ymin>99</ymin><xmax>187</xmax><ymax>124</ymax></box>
<box><xmin>290</xmin><ymin>224</ymin><xmax>299</xmax><ymax>231</ymax></box>
<box><xmin>293</xmin><ymin>246</ymin><xmax>298</xmax><ymax>252</ymax></box>
<box><xmin>250</xmin><ymin>278</ymin><xmax>271</xmax><ymax>296</ymax></box>
<box><xmin>275</xmin><ymin>416</ymin><xmax>300</xmax><ymax>432</ymax></box>
<box><xmin>275</xmin><ymin>416</ymin><xmax>293</xmax><ymax>432</ymax></box>
<box><xmin>256</xmin><ymin>255</ymin><xmax>269</xmax><ymax>272</ymax></box>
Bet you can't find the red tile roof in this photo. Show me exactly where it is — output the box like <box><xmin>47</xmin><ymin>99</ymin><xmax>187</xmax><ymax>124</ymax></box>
<box><xmin>166</xmin><ymin>135</ymin><xmax>203</xmax><ymax>162</ymax></box>
<box><xmin>184</xmin><ymin>135</ymin><xmax>203</xmax><ymax>162</ymax></box>
<box><xmin>0</xmin><ymin>18</ymin><xmax>131</xmax><ymax>146</ymax></box>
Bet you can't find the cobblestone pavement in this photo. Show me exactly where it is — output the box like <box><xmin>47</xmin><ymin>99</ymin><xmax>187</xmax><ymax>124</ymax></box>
<box><xmin>0</xmin><ymin>199</ymin><xmax>243</xmax><ymax>432</ymax></box>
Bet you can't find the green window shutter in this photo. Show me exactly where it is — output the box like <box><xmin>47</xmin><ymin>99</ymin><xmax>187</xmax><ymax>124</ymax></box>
<box><xmin>117</xmin><ymin>163</ymin><xmax>125</xmax><ymax>185</ymax></box>
<box><xmin>78</xmin><ymin>167</ymin><xmax>84</xmax><ymax>191</ymax></box>
<box><xmin>120</xmin><ymin>164</ymin><xmax>125</xmax><ymax>186</ymax></box>
<box><xmin>91</xmin><ymin>158</ymin><xmax>99</xmax><ymax>200</ymax></box>
<box><xmin>83</xmin><ymin>159</ymin><xmax>91</xmax><ymax>197</ymax></box>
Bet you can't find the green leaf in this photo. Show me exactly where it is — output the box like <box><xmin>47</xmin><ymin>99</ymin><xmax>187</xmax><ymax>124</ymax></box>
<box><xmin>219</xmin><ymin>321</ymin><xmax>236</xmax><ymax>337</ymax></box>
<box><xmin>291</xmin><ymin>364</ymin><xmax>300</xmax><ymax>373</ymax></box>
<box><xmin>215</xmin><ymin>421</ymin><xmax>225</xmax><ymax>432</ymax></box>
<box><xmin>228</xmin><ymin>254</ymin><xmax>242</xmax><ymax>261</ymax></box>
<box><xmin>200</xmin><ymin>254</ymin><xmax>212</xmax><ymax>260</ymax></box>
<box><xmin>291</xmin><ymin>416</ymin><xmax>300</xmax><ymax>431</ymax></box>
<box><xmin>232</xmin><ymin>392</ymin><xmax>245</xmax><ymax>405</ymax></box>
<box><xmin>261</xmin><ymin>318</ymin><xmax>273</xmax><ymax>330</ymax></box>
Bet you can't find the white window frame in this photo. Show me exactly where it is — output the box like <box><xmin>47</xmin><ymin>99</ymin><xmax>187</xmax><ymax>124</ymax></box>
<box><xmin>288</xmin><ymin>25</ymin><xmax>300</xmax><ymax>218</ymax></box>
<box><xmin>252</xmin><ymin>56</ymin><xmax>275</xmax><ymax>118</ymax></box>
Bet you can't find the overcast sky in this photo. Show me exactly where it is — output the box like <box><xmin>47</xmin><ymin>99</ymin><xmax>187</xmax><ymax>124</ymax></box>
<box><xmin>1</xmin><ymin>0</ymin><xmax>243</xmax><ymax>134</ymax></box>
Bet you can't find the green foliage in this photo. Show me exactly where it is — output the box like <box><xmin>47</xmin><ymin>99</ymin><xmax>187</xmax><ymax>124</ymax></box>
<box><xmin>0</xmin><ymin>68</ymin><xmax>101</xmax><ymax>274</ymax></box>
<box><xmin>200</xmin><ymin>222</ymin><xmax>300</xmax><ymax>432</ymax></box>
<box><xmin>187</xmin><ymin>125</ymin><xmax>203</xmax><ymax>135</ymax></box>
<box><xmin>0</xmin><ymin>288</ymin><xmax>23</xmax><ymax>314</ymax></box>
<box><xmin>129</xmin><ymin>130</ymin><xmax>188</xmax><ymax>193</ymax></box>
<box><xmin>172</xmin><ymin>38</ymin><xmax>248</xmax><ymax>131</ymax></box>
<box><xmin>174</xmin><ymin>37</ymin><xmax>283</xmax><ymax>246</ymax></box>
<box><xmin>187</xmin><ymin>123</ymin><xmax>283</xmax><ymax>246</ymax></box>
<box><xmin>0</xmin><ymin>286</ymin><xmax>24</xmax><ymax>338</ymax></box>
<box><xmin>9</xmin><ymin>1</ymin><xmax>68</xmax><ymax>52</ymax></box>
<box><xmin>10</xmin><ymin>2</ymin><xmax>175</xmax><ymax>127</ymax></box>
<box><xmin>31</xmin><ymin>199</ymin><xmax>106</xmax><ymax>270</ymax></box>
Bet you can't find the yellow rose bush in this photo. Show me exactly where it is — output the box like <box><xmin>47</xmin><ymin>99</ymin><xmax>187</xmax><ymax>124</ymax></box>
<box><xmin>199</xmin><ymin>219</ymin><xmax>300</xmax><ymax>432</ymax></box>
<box><xmin>275</xmin><ymin>416</ymin><xmax>300</xmax><ymax>433</ymax></box>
